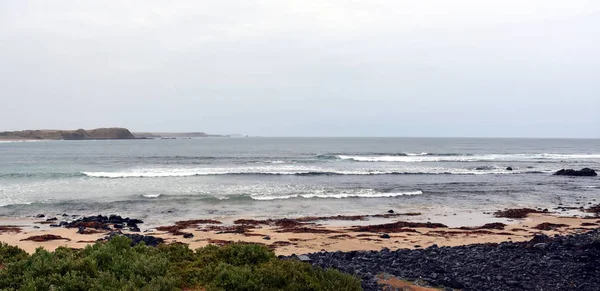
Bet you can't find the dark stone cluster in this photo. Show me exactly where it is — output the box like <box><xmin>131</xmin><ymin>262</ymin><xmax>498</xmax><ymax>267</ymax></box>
<box><xmin>304</xmin><ymin>230</ymin><xmax>600</xmax><ymax>291</ymax></box>
<box><xmin>50</xmin><ymin>214</ymin><xmax>143</xmax><ymax>232</ymax></box>
<box><xmin>554</xmin><ymin>168</ymin><xmax>597</xmax><ymax>177</ymax></box>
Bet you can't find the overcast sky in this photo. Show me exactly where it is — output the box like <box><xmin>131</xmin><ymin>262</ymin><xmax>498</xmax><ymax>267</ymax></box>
<box><xmin>0</xmin><ymin>1</ymin><xmax>598</xmax><ymax>137</ymax></box>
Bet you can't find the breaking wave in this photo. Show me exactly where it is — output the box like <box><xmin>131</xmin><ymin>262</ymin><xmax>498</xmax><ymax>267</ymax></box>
<box><xmin>250</xmin><ymin>190</ymin><xmax>424</xmax><ymax>200</ymax></box>
<box><xmin>81</xmin><ymin>167</ymin><xmax>548</xmax><ymax>178</ymax></box>
<box><xmin>0</xmin><ymin>172</ymin><xmax>86</xmax><ymax>179</ymax></box>
<box><xmin>326</xmin><ymin>153</ymin><xmax>600</xmax><ymax>162</ymax></box>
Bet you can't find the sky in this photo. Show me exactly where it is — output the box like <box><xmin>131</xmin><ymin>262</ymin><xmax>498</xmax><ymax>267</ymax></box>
<box><xmin>0</xmin><ymin>1</ymin><xmax>599</xmax><ymax>137</ymax></box>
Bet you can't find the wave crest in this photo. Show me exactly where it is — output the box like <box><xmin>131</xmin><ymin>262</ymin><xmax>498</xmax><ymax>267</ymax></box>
<box><xmin>81</xmin><ymin>167</ymin><xmax>549</xmax><ymax>178</ymax></box>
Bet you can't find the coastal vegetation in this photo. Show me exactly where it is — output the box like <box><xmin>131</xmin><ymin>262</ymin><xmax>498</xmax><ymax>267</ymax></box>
<box><xmin>0</xmin><ymin>237</ymin><xmax>361</xmax><ymax>291</ymax></box>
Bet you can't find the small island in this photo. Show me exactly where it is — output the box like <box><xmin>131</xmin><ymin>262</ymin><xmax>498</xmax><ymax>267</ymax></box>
<box><xmin>0</xmin><ymin>128</ymin><xmax>136</xmax><ymax>140</ymax></box>
<box><xmin>0</xmin><ymin>128</ymin><xmax>230</xmax><ymax>140</ymax></box>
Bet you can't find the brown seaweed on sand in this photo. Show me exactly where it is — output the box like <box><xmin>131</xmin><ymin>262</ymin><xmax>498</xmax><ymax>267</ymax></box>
<box><xmin>20</xmin><ymin>234</ymin><xmax>71</xmax><ymax>242</ymax></box>
<box><xmin>459</xmin><ymin>222</ymin><xmax>507</xmax><ymax>230</ymax></box>
<box><xmin>351</xmin><ymin>221</ymin><xmax>447</xmax><ymax>233</ymax></box>
<box><xmin>156</xmin><ymin>219</ymin><xmax>222</xmax><ymax>236</ymax></box>
<box><xmin>494</xmin><ymin>208</ymin><xmax>544</xmax><ymax>219</ymax></box>
<box><xmin>533</xmin><ymin>222</ymin><xmax>569</xmax><ymax>231</ymax></box>
<box><xmin>0</xmin><ymin>226</ymin><xmax>22</xmax><ymax>233</ymax></box>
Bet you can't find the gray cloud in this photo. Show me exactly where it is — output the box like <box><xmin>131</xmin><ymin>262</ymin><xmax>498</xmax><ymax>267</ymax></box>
<box><xmin>1</xmin><ymin>0</ymin><xmax>598</xmax><ymax>137</ymax></box>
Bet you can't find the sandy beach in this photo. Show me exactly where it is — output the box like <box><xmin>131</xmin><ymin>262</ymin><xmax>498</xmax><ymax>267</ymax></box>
<box><xmin>1</xmin><ymin>208</ymin><xmax>597</xmax><ymax>256</ymax></box>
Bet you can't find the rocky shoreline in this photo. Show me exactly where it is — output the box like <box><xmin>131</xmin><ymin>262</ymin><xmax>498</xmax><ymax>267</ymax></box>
<box><xmin>303</xmin><ymin>229</ymin><xmax>600</xmax><ymax>291</ymax></box>
<box><xmin>2</xmin><ymin>204</ymin><xmax>600</xmax><ymax>290</ymax></box>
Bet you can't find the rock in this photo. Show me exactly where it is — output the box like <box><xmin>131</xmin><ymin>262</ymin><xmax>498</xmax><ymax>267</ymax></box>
<box><xmin>183</xmin><ymin>233</ymin><xmax>194</xmax><ymax>239</ymax></box>
<box><xmin>387</xmin><ymin>209</ymin><xmax>394</xmax><ymax>214</ymax></box>
<box><xmin>129</xmin><ymin>226</ymin><xmax>141</xmax><ymax>232</ymax></box>
<box><xmin>36</xmin><ymin>214</ymin><xmax>45</xmax><ymax>218</ymax></box>
<box><xmin>302</xmin><ymin>229</ymin><xmax>600</xmax><ymax>291</ymax></box>
<box><xmin>380</xmin><ymin>233</ymin><xmax>391</xmax><ymax>239</ymax></box>
<box><xmin>506</xmin><ymin>167</ymin><xmax>513</xmax><ymax>171</ymax></box>
<box><xmin>263</xmin><ymin>236</ymin><xmax>271</xmax><ymax>240</ymax></box>
<box><xmin>554</xmin><ymin>168</ymin><xmax>597</xmax><ymax>177</ymax></box>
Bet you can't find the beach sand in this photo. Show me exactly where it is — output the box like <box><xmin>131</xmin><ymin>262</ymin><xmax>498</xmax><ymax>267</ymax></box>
<box><xmin>1</xmin><ymin>211</ymin><xmax>597</xmax><ymax>256</ymax></box>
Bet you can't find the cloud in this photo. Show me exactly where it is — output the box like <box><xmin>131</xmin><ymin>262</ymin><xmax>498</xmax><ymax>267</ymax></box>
<box><xmin>0</xmin><ymin>0</ymin><xmax>598</xmax><ymax>137</ymax></box>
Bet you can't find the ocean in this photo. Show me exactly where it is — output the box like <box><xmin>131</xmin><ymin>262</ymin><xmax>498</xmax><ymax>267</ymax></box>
<box><xmin>0</xmin><ymin>138</ymin><xmax>599</xmax><ymax>226</ymax></box>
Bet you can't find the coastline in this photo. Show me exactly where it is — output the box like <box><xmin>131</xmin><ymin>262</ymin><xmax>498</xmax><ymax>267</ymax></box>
<box><xmin>2</xmin><ymin>210</ymin><xmax>597</xmax><ymax>256</ymax></box>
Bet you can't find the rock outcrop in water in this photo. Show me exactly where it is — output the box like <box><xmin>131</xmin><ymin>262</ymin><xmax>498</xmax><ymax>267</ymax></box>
<box><xmin>0</xmin><ymin>128</ymin><xmax>136</xmax><ymax>140</ymax></box>
<box><xmin>554</xmin><ymin>168</ymin><xmax>597</xmax><ymax>177</ymax></box>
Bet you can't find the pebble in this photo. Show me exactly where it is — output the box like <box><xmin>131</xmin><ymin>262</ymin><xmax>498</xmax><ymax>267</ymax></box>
<box><xmin>301</xmin><ymin>229</ymin><xmax>600</xmax><ymax>291</ymax></box>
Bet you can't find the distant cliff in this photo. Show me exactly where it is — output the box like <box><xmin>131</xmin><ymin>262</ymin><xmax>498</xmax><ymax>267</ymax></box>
<box><xmin>0</xmin><ymin>128</ymin><xmax>136</xmax><ymax>140</ymax></box>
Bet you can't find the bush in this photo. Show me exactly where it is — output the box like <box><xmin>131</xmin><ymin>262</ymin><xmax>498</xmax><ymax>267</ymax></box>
<box><xmin>0</xmin><ymin>238</ymin><xmax>362</xmax><ymax>291</ymax></box>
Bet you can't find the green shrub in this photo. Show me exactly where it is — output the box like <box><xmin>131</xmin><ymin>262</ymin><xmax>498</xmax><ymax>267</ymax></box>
<box><xmin>0</xmin><ymin>238</ymin><xmax>362</xmax><ymax>291</ymax></box>
<box><xmin>0</xmin><ymin>242</ymin><xmax>28</xmax><ymax>264</ymax></box>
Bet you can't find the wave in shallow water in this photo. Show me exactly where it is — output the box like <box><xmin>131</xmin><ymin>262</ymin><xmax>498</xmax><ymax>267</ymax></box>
<box><xmin>250</xmin><ymin>190</ymin><xmax>424</xmax><ymax>200</ymax></box>
<box><xmin>0</xmin><ymin>189</ymin><xmax>424</xmax><ymax>207</ymax></box>
<box><xmin>0</xmin><ymin>172</ymin><xmax>86</xmax><ymax>179</ymax></box>
<box><xmin>332</xmin><ymin>153</ymin><xmax>600</xmax><ymax>162</ymax></box>
<box><xmin>80</xmin><ymin>167</ymin><xmax>549</xmax><ymax>178</ymax></box>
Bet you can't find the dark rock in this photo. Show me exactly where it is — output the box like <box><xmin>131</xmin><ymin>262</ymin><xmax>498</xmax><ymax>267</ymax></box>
<box><xmin>129</xmin><ymin>226</ymin><xmax>141</xmax><ymax>232</ymax></box>
<box><xmin>302</xmin><ymin>229</ymin><xmax>600</xmax><ymax>291</ymax></box>
<box><xmin>46</xmin><ymin>217</ymin><xmax>57</xmax><ymax>222</ymax></box>
<box><xmin>263</xmin><ymin>236</ymin><xmax>271</xmax><ymax>240</ymax></box>
<box><xmin>506</xmin><ymin>167</ymin><xmax>513</xmax><ymax>171</ymax></box>
<box><xmin>183</xmin><ymin>233</ymin><xmax>194</xmax><ymax>239</ymax></box>
<box><xmin>113</xmin><ymin>224</ymin><xmax>124</xmax><ymax>229</ymax></box>
<box><xmin>380</xmin><ymin>233</ymin><xmax>391</xmax><ymax>239</ymax></box>
<box><xmin>387</xmin><ymin>209</ymin><xmax>394</xmax><ymax>214</ymax></box>
<box><xmin>36</xmin><ymin>214</ymin><xmax>45</xmax><ymax>218</ymax></box>
<box><xmin>554</xmin><ymin>168</ymin><xmax>597</xmax><ymax>177</ymax></box>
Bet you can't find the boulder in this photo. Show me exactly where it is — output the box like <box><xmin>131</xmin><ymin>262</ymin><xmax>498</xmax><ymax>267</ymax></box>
<box><xmin>554</xmin><ymin>168</ymin><xmax>597</xmax><ymax>177</ymax></box>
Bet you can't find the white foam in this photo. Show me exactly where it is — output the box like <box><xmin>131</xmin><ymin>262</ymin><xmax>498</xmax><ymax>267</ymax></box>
<box><xmin>142</xmin><ymin>194</ymin><xmax>161</xmax><ymax>198</ymax></box>
<box><xmin>81</xmin><ymin>166</ymin><xmax>550</xmax><ymax>178</ymax></box>
<box><xmin>337</xmin><ymin>153</ymin><xmax>600</xmax><ymax>162</ymax></box>
<box><xmin>250</xmin><ymin>190</ymin><xmax>423</xmax><ymax>200</ymax></box>
<box><xmin>250</xmin><ymin>194</ymin><xmax>299</xmax><ymax>201</ymax></box>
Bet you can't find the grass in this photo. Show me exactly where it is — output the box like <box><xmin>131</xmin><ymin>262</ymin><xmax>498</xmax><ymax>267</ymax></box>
<box><xmin>0</xmin><ymin>238</ymin><xmax>362</xmax><ymax>291</ymax></box>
